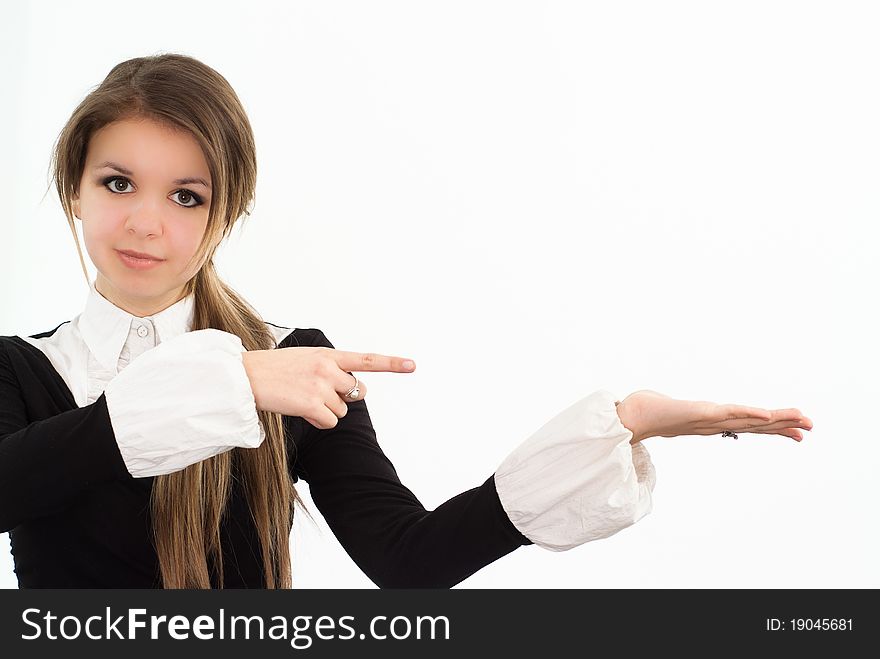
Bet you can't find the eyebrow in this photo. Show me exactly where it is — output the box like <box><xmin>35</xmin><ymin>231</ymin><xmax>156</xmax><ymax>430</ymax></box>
<box><xmin>93</xmin><ymin>161</ymin><xmax>211</xmax><ymax>190</ymax></box>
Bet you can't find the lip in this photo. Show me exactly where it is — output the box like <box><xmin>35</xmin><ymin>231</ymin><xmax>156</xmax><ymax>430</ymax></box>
<box><xmin>118</xmin><ymin>248</ymin><xmax>163</xmax><ymax>260</ymax></box>
<box><xmin>116</xmin><ymin>249</ymin><xmax>165</xmax><ymax>270</ymax></box>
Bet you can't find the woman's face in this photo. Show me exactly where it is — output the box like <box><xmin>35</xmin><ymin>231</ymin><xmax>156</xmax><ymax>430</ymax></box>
<box><xmin>73</xmin><ymin>117</ymin><xmax>214</xmax><ymax>316</ymax></box>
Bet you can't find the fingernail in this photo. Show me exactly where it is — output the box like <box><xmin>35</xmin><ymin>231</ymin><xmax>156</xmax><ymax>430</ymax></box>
<box><xmin>403</xmin><ymin>360</ymin><xmax>415</xmax><ymax>370</ymax></box>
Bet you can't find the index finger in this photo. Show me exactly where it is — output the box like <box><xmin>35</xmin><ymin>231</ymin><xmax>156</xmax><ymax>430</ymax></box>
<box><xmin>332</xmin><ymin>350</ymin><xmax>416</xmax><ymax>373</ymax></box>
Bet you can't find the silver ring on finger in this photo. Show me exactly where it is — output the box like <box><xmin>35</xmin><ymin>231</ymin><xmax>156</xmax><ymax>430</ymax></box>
<box><xmin>721</xmin><ymin>430</ymin><xmax>738</xmax><ymax>440</ymax></box>
<box><xmin>345</xmin><ymin>372</ymin><xmax>361</xmax><ymax>400</ymax></box>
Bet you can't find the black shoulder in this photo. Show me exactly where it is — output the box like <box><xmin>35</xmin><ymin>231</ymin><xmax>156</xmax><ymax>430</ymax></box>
<box><xmin>276</xmin><ymin>328</ymin><xmax>335</xmax><ymax>350</ymax></box>
<box><xmin>0</xmin><ymin>335</ymin><xmax>74</xmax><ymax>404</ymax></box>
<box><xmin>0</xmin><ymin>320</ymin><xmax>73</xmax><ymax>343</ymax></box>
<box><xmin>0</xmin><ymin>322</ymin><xmax>71</xmax><ymax>367</ymax></box>
<box><xmin>0</xmin><ymin>324</ymin><xmax>71</xmax><ymax>372</ymax></box>
<box><xmin>28</xmin><ymin>321</ymin><xmax>71</xmax><ymax>339</ymax></box>
<box><xmin>0</xmin><ymin>334</ymin><xmax>47</xmax><ymax>358</ymax></box>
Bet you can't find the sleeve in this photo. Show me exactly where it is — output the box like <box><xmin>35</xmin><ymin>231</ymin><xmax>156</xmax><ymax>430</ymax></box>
<box><xmin>0</xmin><ymin>341</ymin><xmax>132</xmax><ymax>533</ymax></box>
<box><xmin>103</xmin><ymin>328</ymin><xmax>264</xmax><ymax>478</ymax></box>
<box><xmin>493</xmin><ymin>389</ymin><xmax>657</xmax><ymax>551</ymax></box>
<box><xmin>286</xmin><ymin>329</ymin><xmax>533</xmax><ymax>588</ymax></box>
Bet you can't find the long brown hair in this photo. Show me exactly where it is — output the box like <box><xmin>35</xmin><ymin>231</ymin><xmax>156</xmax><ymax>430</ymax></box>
<box><xmin>49</xmin><ymin>53</ymin><xmax>308</xmax><ymax>588</ymax></box>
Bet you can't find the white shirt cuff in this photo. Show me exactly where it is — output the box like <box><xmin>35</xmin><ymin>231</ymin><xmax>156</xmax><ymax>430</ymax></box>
<box><xmin>494</xmin><ymin>389</ymin><xmax>656</xmax><ymax>551</ymax></box>
<box><xmin>103</xmin><ymin>328</ymin><xmax>264</xmax><ymax>478</ymax></box>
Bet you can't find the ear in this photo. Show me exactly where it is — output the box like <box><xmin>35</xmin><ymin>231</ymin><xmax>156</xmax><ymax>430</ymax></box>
<box><xmin>72</xmin><ymin>195</ymin><xmax>81</xmax><ymax>220</ymax></box>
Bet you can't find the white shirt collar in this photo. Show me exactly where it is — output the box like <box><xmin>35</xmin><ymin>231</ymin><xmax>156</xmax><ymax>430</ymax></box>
<box><xmin>78</xmin><ymin>280</ymin><xmax>195</xmax><ymax>373</ymax></box>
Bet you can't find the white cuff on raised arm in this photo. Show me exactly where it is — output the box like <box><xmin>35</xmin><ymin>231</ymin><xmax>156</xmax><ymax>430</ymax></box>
<box><xmin>104</xmin><ymin>328</ymin><xmax>264</xmax><ymax>478</ymax></box>
<box><xmin>494</xmin><ymin>389</ymin><xmax>656</xmax><ymax>551</ymax></box>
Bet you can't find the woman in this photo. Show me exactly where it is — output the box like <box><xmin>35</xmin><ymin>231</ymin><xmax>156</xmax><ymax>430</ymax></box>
<box><xmin>0</xmin><ymin>53</ymin><xmax>812</xmax><ymax>589</ymax></box>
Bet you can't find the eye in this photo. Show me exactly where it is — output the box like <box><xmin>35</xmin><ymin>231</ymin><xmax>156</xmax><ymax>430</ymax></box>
<box><xmin>102</xmin><ymin>176</ymin><xmax>133</xmax><ymax>194</ymax></box>
<box><xmin>172</xmin><ymin>189</ymin><xmax>203</xmax><ymax>208</ymax></box>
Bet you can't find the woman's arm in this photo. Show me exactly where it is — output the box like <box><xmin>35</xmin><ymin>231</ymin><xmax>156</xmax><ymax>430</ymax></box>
<box><xmin>284</xmin><ymin>329</ymin><xmax>531</xmax><ymax>587</ymax></box>
<box><xmin>0</xmin><ymin>330</ymin><xmax>264</xmax><ymax>531</ymax></box>
<box><xmin>101</xmin><ymin>329</ymin><xmax>264</xmax><ymax>476</ymax></box>
<box><xmin>285</xmin><ymin>329</ymin><xmax>653</xmax><ymax>586</ymax></box>
<box><xmin>287</xmin><ymin>398</ymin><xmax>532</xmax><ymax>587</ymax></box>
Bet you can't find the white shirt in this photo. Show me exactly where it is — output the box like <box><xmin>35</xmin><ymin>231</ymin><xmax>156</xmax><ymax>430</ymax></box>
<box><xmin>21</xmin><ymin>280</ymin><xmax>656</xmax><ymax>552</ymax></box>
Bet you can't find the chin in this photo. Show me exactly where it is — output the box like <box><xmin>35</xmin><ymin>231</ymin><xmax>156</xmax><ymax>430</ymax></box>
<box><xmin>103</xmin><ymin>265</ymin><xmax>170</xmax><ymax>292</ymax></box>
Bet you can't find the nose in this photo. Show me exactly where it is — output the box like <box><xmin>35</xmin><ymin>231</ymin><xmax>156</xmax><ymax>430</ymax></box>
<box><xmin>123</xmin><ymin>196</ymin><xmax>165</xmax><ymax>238</ymax></box>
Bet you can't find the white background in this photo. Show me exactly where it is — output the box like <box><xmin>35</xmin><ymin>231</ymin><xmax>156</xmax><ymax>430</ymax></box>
<box><xmin>1</xmin><ymin>1</ymin><xmax>877</xmax><ymax>588</ymax></box>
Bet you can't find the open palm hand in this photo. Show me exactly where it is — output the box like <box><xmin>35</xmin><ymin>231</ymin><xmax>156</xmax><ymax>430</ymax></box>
<box><xmin>618</xmin><ymin>389</ymin><xmax>813</xmax><ymax>444</ymax></box>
